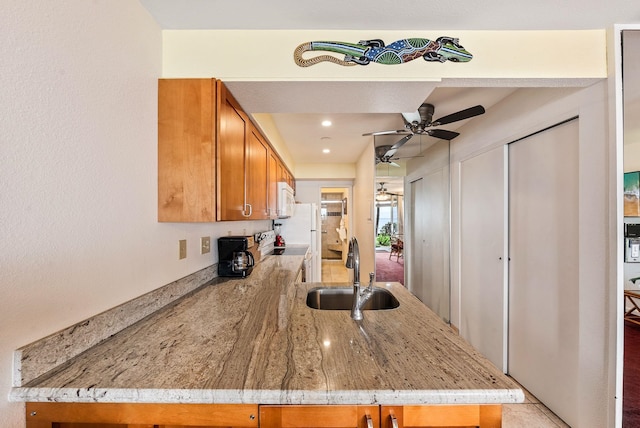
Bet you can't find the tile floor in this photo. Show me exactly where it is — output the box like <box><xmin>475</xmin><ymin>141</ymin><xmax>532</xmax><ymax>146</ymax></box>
<box><xmin>321</xmin><ymin>259</ymin><xmax>350</xmax><ymax>283</ymax></box>
<box><xmin>320</xmin><ymin>260</ymin><xmax>570</xmax><ymax>428</ymax></box>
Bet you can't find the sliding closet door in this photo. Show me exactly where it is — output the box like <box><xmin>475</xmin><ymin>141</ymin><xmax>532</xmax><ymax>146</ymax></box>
<box><xmin>409</xmin><ymin>178</ymin><xmax>424</xmax><ymax>300</ymax></box>
<box><xmin>460</xmin><ymin>146</ymin><xmax>506</xmax><ymax>371</ymax></box>
<box><xmin>508</xmin><ymin>118</ymin><xmax>579</xmax><ymax>426</ymax></box>
<box><xmin>409</xmin><ymin>172</ymin><xmax>450</xmax><ymax>322</ymax></box>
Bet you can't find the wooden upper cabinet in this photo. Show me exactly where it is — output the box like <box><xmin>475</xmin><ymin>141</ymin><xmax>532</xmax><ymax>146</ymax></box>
<box><xmin>158</xmin><ymin>79</ymin><xmax>216</xmax><ymax>222</ymax></box>
<box><xmin>268</xmin><ymin>150</ymin><xmax>279</xmax><ymax>219</ymax></box>
<box><xmin>216</xmin><ymin>81</ymin><xmax>249</xmax><ymax>221</ymax></box>
<box><xmin>246</xmin><ymin>124</ymin><xmax>269</xmax><ymax>219</ymax></box>
<box><xmin>158</xmin><ymin>78</ymin><xmax>293</xmax><ymax>223</ymax></box>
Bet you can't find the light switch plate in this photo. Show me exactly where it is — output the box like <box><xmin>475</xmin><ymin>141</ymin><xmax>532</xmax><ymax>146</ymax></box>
<box><xmin>179</xmin><ymin>239</ymin><xmax>187</xmax><ymax>259</ymax></box>
<box><xmin>201</xmin><ymin>236</ymin><xmax>211</xmax><ymax>254</ymax></box>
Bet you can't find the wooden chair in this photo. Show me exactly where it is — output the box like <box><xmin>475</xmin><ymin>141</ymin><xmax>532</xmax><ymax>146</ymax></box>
<box><xmin>389</xmin><ymin>237</ymin><xmax>403</xmax><ymax>261</ymax></box>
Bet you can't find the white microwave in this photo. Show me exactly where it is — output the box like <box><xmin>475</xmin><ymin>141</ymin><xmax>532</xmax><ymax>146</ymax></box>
<box><xmin>277</xmin><ymin>182</ymin><xmax>295</xmax><ymax>218</ymax></box>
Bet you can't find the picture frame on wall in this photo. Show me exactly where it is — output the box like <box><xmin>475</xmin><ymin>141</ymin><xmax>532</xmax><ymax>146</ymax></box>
<box><xmin>625</xmin><ymin>171</ymin><xmax>640</xmax><ymax>216</ymax></box>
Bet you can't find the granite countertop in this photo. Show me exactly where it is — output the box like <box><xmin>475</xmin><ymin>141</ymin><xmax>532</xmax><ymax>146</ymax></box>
<box><xmin>11</xmin><ymin>254</ymin><xmax>523</xmax><ymax>405</ymax></box>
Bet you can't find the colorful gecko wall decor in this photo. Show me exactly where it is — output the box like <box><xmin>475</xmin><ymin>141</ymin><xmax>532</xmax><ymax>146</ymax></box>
<box><xmin>294</xmin><ymin>37</ymin><xmax>473</xmax><ymax>67</ymax></box>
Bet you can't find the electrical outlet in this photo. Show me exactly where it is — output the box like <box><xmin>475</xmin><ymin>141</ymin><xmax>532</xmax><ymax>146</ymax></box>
<box><xmin>201</xmin><ymin>236</ymin><xmax>211</xmax><ymax>254</ymax></box>
<box><xmin>179</xmin><ymin>239</ymin><xmax>187</xmax><ymax>259</ymax></box>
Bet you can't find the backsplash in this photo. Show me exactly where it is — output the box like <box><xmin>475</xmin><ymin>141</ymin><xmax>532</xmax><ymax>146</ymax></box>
<box><xmin>14</xmin><ymin>264</ymin><xmax>217</xmax><ymax>386</ymax></box>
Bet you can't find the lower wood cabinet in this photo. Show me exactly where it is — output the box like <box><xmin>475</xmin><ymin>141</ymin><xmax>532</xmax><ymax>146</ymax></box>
<box><xmin>25</xmin><ymin>402</ymin><xmax>502</xmax><ymax>428</ymax></box>
<box><xmin>260</xmin><ymin>405</ymin><xmax>379</xmax><ymax>428</ymax></box>
<box><xmin>381</xmin><ymin>405</ymin><xmax>502</xmax><ymax>428</ymax></box>
<box><xmin>25</xmin><ymin>403</ymin><xmax>259</xmax><ymax>428</ymax></box>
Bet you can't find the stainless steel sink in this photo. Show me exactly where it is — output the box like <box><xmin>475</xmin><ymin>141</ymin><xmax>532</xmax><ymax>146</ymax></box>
<box><xmin>306</xmin><ymin>287</ymin><xmax>399</xmax><ymax>311</ymax></box>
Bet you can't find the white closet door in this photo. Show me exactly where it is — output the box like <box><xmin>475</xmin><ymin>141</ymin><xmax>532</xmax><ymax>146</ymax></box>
<box><xmin>410</xmin><ymin>171</ymin><xmax>450</xmax><ymax>322</ymax></box>
<box><xmin>460</xmin><ymin>146</ymin><xmax>506</xmax><ymax>371</ymax></box>
<box><xmin>409</xmin><ymin>178</ymin><xmax>424</xmax><ymax>301</ymax></box>
<box><xmin>508</xmin><ymin>118</ymin><xmax>579</xmax><ymax>426</ymax></box>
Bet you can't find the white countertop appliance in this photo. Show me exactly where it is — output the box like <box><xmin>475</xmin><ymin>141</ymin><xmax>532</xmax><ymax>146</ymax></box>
<box><xmin>278</xmin><ymin>203</ymin><xmax>321</xmax><ymax>282</ymax></box>
<box><xmin>277</xmin><ymin>182</ymin><xmax>295</xmax><ymax>218</ymax></box>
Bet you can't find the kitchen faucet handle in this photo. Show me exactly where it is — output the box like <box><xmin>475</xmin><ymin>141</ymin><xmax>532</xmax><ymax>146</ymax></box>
<box><xmin>368</xmin><ymin>272</ymin><xmax>375</xmax><ymax>289</ymax></box>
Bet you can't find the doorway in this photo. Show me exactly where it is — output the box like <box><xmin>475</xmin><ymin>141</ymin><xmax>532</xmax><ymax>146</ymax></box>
<box><xmin>320</xmin><ymin>187</ymin><xmax>349</xmax><ymax>283</ymax></box>
<box><xmin>622</xmin><ymin>28</ymin><xmax>640</xmax><ymax>428</ymax></box>
<box><xmin>375</xmin><ymin>179</ymin><xmax>404</xmax><ymax>284</ymax></box>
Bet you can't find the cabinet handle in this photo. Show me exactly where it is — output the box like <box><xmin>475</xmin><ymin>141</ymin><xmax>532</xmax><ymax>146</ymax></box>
<box><xmin>389</xmin><ymin>414</ymin><xmax>398</xmax><ymax>428</ymax></box>
<box><xmin>243</xmin><ymin>203</ymin><xmax>252</xmax><ymax>217</ymax></box>
<box><xmin>365</xmin><ymin>414</ymin><xmax>374</xmax><ymax>428</ymax></box>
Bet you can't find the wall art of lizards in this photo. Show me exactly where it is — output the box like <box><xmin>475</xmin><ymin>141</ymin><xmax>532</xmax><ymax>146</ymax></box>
<box><xmin>294</xmin><ymin>37</ymin><xmax>473</xmax><ymax>67</ymax></box>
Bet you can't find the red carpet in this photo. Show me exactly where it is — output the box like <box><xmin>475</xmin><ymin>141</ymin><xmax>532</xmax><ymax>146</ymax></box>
<box><xmin>625</xmin><ymin>321</ymin><xmax>640</xmax><ymax>426</ymax></box>
<box><xmin>375</xmin><ymin>251</ymin><xmax>404</xmax><ymax>285</ymax></box>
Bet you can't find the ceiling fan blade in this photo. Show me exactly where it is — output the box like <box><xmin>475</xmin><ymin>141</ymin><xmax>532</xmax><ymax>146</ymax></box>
<box><xmin>389</xmin><ymin>134</ymin><xmax>413</xmax><ymax>151</ymax></box>
<box><xmin>427</xmin><ymin>129</ymin><xmax>460</xmax><ymax>140</ymax></box>
<box><xmin>432</xmin><ymin>105</ymin><xmax>485</xmax><ymax>126</ymax></box>
<box><xmin>401</xmin><ymin>111</ymin><xmax>420</xmax><ymax>125</ymax></box>
<box><xmin>384</xmin><ymin>149</ymin><xmax>398</xmax><ymax>159</ymax></box>
<box><xmin>375</xmin><ymin>144</ymin><xmax>397</xmax><ymax>160</ymax></box>
<box><xmin>363</xmin><ymin>129</ymin><xmax>410</xmax><ymax>136</ymax></box>
<box><xmin>389</xmin><ymin>162</ymin><xmax>401</xmax><ymax>167</ymax></box>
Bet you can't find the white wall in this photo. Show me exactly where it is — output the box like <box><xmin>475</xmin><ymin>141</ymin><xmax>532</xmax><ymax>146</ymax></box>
<box><xmin>0</xmin><ymin>2</ymin><xmax>269</xmax><ymax>425</ymax></box>
<box><xmin>448</xmin><ymin>83</ymin><xmax>611</xmax><ymax>427</ymax></box>
<box><xmin>353</xmin><ymin>145</ymin><xmax>376</xmax><ymax>279</ymax></box>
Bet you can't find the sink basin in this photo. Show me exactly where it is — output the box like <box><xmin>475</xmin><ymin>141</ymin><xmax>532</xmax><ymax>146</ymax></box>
<box><xmin>306</xmin><ymin>287</ymin><xmax>400</xmax><ymax>311</ymax></box>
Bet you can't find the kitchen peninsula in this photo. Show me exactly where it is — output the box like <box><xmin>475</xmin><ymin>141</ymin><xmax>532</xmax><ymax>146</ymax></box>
<box><xmin>11</xmin><ymin>253</ymin><xmax>523</xmax><ymax>427</ymax></box>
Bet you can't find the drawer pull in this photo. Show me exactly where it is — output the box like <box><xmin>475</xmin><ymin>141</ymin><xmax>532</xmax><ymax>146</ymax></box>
<box><xmin>389</xmin><ymin>414</ymin><xmax>399</xmax><ymax>428</ymax></box>
<box><xmin>365</xmin><ymin>414</ymin><xmax>374</xmax><ymax>428</ymax></box>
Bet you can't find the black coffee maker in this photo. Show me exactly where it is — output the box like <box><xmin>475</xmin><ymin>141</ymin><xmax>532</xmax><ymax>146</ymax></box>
<box><xmin>218</xmin><ymin>236</ymin><xmax>255</xmax><ymax>277</ymax></box>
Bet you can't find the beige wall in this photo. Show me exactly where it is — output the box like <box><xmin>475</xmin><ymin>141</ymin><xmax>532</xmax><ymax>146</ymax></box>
<box><xmin>353</xmin><ymin>145</ymin><xmax>376</xmax><ymax>278</ymax></box>
<box><xmin>295</xmin><ymin>163</ymin><xmax>356</xmax><ymax>179</ymax></box>
<box><xmin>161</xmin><ymin>30</ymin><xmax>606</xmax><ymax>81</ymax></box>
<box><xmin>0</xmin><ymin>2</ymin><xmax>269</xmax><ymax>425</ymax></box>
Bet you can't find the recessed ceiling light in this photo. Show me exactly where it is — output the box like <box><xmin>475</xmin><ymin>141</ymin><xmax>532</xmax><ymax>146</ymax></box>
<box><xmin>322</xmin><ymin>149</ymin><xmax>330</xmax><ymax>154</ymax></box>
<box><xmin>321</xmin><ymin>120</ymin><xmax>332</xmax><ymax>127</ymax></box>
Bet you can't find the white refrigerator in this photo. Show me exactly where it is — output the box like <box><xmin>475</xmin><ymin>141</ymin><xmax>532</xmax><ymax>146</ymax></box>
<box><xmin>279</xmin><ymin>203</ymin><xmax>321</xmax><ymax>282</ymax></box>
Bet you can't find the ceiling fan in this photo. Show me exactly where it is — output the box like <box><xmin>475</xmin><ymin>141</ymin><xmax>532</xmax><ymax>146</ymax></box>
<box><xmin>366</xmin><ymin>103</ymin><xmax>486</xmax><ymax>162</ymax></box>
<box><xmin>376</xmin><ymin>182</ymin><xmax>401</xmax><ymax>201</ymax></box>
<box><xmin>374</xmin><ymin>135</ymin><xmax>412</xmax><ymax>167</ymax></box>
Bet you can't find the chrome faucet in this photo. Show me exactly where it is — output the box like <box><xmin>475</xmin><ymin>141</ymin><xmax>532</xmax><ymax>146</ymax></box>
<box><xmin>345</xmin><ymin>237</ymin><xmax>374</xmax><ymax>320</ymax></box>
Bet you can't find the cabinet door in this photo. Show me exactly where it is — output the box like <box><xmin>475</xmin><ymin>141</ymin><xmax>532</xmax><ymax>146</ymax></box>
<box><xmin>381</xmin><ymin>405</ymin><xmax>501</xmax><ymax>428</ymax></box>
<box><xmin>26</xmin><ymin>403</ymin><xmax>258</xmax><ymax>428</ymax></box>
<box><xmin>216</xmin><ymin>81</ymin><xmax>248</xmax><ymax>221</ymax></box>
<box><xmin>268</xmin><ymin>151</ymin><xmax>279</xmax><ymax>218</ymax></box>
<box><xmin>275</xmin><ymin>160</ymin><xmax>282</xmax><ymax>183</ymax></box>
<box><xmin>260</xmin><ymin>405</ymin><xmax>378</xmax><ymax>428</ymax></box>
<box><xmin>246</xmin><ymin>125</ymin><xmax>269</xmax><ymax>219</ymax></box>
<box><xmin>158</xmin><ymin>79</ymin><xmax>216</xmax><ymax>222</ymax></box>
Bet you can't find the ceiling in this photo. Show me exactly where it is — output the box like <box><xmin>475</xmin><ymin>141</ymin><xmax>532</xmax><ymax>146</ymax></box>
<box><xmin>139</xmin><ymin>0</ymin><xmax>636</xmax><ymax>183</ymax></box>
<box><xmin>140</xmin><ymin>1</ymin><xmax>639</xmax><ymax>32</ymax></box>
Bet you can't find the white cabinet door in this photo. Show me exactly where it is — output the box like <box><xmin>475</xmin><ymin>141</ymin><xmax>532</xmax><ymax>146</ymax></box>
<box><xmin>508</xmin><ymin>118</ymin><xmax>579</xmax><ymax>427</ymax></box>
<box><xmin>460</xmin><ymin>146</ymin><xmax>507</xmax><ymax>371</ymax></box>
